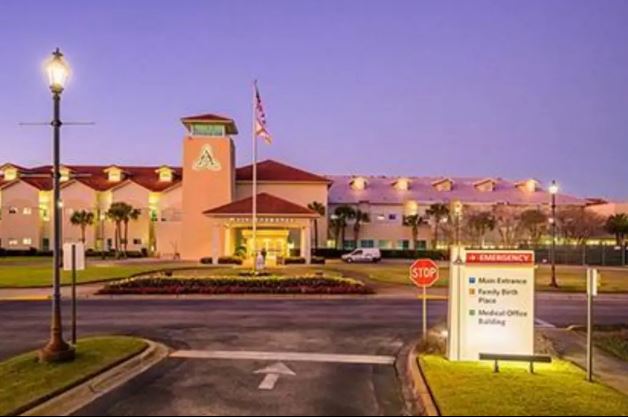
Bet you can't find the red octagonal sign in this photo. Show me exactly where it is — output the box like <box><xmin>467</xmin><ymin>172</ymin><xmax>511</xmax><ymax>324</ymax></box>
<box><xmin>410</xmin><ymin>259</ymin><xmax>440</xmax><ymax>288</ymax></box>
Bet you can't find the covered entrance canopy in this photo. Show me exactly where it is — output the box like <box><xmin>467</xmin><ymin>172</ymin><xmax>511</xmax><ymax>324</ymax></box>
<box><xmin>203</xmin><ymin>193</ymin><xmax>319</xmax><ymax>265</ymax></box>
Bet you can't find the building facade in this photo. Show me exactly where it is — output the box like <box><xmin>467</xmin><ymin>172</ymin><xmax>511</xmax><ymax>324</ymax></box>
<box><xmin>1</xmin><ymin>112</ymin><xmax>609</xmax><ymax>263</ymax></box>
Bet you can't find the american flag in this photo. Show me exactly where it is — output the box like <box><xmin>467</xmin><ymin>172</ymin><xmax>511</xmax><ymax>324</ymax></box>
<box><xmin>254</xmin><ymin>81</ymin><xmax>272</xmax><ymax>144</ymax></box>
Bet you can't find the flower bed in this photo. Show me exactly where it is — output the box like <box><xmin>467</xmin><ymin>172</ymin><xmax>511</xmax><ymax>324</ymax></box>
<box><xmin>98</xmin><ymin>274</ymin><xmax>372</xmax><ymax>295</ymax></box>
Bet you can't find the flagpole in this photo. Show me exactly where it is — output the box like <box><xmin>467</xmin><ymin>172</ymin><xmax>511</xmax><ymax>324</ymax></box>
<box><xmin>252</xmin><ymin>81</ymin><xmax>258</xmax><ymax>271</ymax></box>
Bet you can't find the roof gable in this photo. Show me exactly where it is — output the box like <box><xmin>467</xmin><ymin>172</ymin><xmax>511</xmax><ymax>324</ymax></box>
<box><xmin>204</xmin><ymin>193</ymin><xmax>318</xmax><ymax>217</ymax></box>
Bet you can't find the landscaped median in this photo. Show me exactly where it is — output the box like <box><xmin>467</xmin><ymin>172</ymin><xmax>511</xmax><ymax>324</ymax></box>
<box><xmin>0</xmin><ymin>336</ymin><xmax>148</xmax><ymax>416</ymax></box>
<box><xmin>418</xmin><ymin>354</ymin><xmax>628</xmax><ymax>416</ymax></box>
<box><xmin>98</xmin><ymin>272</ymin><xmax>373</xmax><ymax>295</ymax></box>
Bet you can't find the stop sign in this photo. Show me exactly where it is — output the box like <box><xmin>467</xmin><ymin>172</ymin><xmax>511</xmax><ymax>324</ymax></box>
<box><xmin>410</xmin><ymin>259</ymin><xmax>440</xmax><ymax>288</ymax></box>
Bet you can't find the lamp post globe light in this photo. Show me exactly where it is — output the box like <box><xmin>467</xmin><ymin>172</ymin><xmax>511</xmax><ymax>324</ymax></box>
<box><xmin>549</xmin><ymin>180</ymin><xmax>559</xmax><ymax>288</ymax></box>
<box><xmin>39</xmin><ymin>48</ymin><xmax>75</xmax><ymax>363</ymax></box>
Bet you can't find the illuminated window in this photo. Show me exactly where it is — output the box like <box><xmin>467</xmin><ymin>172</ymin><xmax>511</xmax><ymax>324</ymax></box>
<box><xmin>105</xmin><ymin>167</ymin><xmax>124</xmax><ymax>182</ymax></box>
<box><xmin>8</xmin><ymin>239</ymin><xmax>18</xmax><ymax>246</ymax></box>
<box><xmin>191</xmin><ymin>123</ymin><xmax>225</xmax><ymax>137</ymax></box>
<box><xmin>60</xmin><ymin>167</ymin><xmax>71</xmax><ymax>182</ymax></box>
<box><xmin>22</xmin><ymin>207</ymin><xmax>32</xmax><ymax>215</ymax></box>
<box><xmin>156</xmin><ymin>167</ymin><xmax>173</xmax><ymax>182</ymax></box>
<box><xmin>22</xmin><ymin>238</ymin><xmax>32</xmax><ymax>246</ymax></box>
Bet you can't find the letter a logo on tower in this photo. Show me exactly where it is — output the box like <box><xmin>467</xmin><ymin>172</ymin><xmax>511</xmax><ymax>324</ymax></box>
<box><xmin>193</xmin><ymin>144</ymin><xmax>221</xmax><ymax>172</ymax></box>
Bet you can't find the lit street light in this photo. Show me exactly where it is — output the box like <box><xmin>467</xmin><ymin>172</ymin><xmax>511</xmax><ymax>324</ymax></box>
<box><xmin>39</xmin><ymin>48</ymin><xmax>75</xmax><ymax>363</ymax></box>
<box><xmin>549</xmin><ymin>180</ymin><xmax>559</xmax><ymax>288</ymax></box>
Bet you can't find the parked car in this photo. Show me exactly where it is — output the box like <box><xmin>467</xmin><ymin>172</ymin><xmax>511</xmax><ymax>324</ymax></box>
<box><xmin>341</xmin><ymin>248</ymin><xmax>382</xmax><ymax>263</ymax></box>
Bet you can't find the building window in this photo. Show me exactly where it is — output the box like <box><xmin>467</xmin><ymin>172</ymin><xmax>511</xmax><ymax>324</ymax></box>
<box><xmin>379</xmin><ymin>240</ymin><xmax>393</xmax><ymax>249</ymax></box>
<box><xmin>191</xmin><ymin>123</ymin><xmax>225</xmax><ymax>137</ymax></box>
<box><xmin>133</xmin><ymin>238</ymin><xmax>142</xmax><ymax>245</ymax></box>
<box><xmin>9</xmin><ymin>207</ymin><xmax>17</xmax><ymax>214</ymax></box>
<box><xmin>22</xmin><ymin>207</ymin><xmax>32</xmax><ymax>215</ymax></box>
<box><xmin>415</xmin><ymin>240</ymin><xmax>427</xmax><ymax>250</ymax></box>
<box><xmin>376</xmin><ymin>214</ymin><xmax>386</xmax><ymax>222</ymax></box>
<box><xmin>398</xmin><ymin>240</ymin><xmax>410</xmax><ymax>250</ymax></box>
<box><xmin>343</xmin><ymin>240</ymin><xmax>356</xmax><ymax>250</ymax></box>
<box><xmin>388</xmin><ymin>214</ymin><xmax>398</xmax><ymax>222</ymax></box>
<box><xmin>22</xmin><ymin>238</ymin><xmax>32</xmax><ymax>246</ymax></box>
<box><xmin>43</xmin><ymin>238</ymin><xmax>50</xmax><ymax>251</ymax></box>
<box><xmin>107</xmin><ymin>239</ymin><xmax>113</xmax><ymax>249</ymax></box>
<box><xmin>8</xmin><ymin>239</ymin><xmax>18</xmax><ymax>246</ymax></box>
<box><xmin>360</xmin><ymin>240</ymin><xmax>375</xmax><ymax>248</ymax></box>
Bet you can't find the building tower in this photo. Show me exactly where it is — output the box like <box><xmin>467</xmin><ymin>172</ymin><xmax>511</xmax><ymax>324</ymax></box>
<box><xmin>180</xmin><ymin>114</ymin><xmax>238</xmax><ymax>260</ymax></box>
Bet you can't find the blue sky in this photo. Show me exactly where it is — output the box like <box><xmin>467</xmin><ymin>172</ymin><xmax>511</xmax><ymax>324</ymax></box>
<box><xmin>1</xmin><ymin>0</ymin><xmax>627</xmax><ymax>199</ymax></box>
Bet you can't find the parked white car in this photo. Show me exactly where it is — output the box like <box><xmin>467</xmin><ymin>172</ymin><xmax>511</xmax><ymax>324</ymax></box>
<box><xmin>341</xmin><ymin>248</ymin><xmax>382</xmax><ymax>263</ymax></box>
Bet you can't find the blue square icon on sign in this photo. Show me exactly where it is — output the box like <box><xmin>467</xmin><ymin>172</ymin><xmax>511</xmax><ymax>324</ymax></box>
<box><xmin>469</xmin><ymin>277</ymin><xmax>477</xmax><ymax>285</ymax></box>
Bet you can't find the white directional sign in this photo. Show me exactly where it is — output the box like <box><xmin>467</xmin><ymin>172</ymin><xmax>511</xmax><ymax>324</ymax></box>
<box><xmin>254</xmin><ymin>362</ymin><xmax>296</xmax><ymax>391</ymax></box>
<box><xmin>448</xmin><ymin>248</ymin><xmax>535</xmax><ymax>361</ymax></box>
<box><xmin>63</xmin><ymin>242</ymin><xmax>85</xmax><ymax>271</ymax></box>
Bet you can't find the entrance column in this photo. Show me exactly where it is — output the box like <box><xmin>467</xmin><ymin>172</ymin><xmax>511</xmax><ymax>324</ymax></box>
<box><xmin>211</xmin><ymin>224</ymin><xmax>221</xmax><ymax>265</ymax></box>
<box><xmin>300</xmin><ymin>224</ymin><xmax>312</xmax><ymax>264</ymax></box>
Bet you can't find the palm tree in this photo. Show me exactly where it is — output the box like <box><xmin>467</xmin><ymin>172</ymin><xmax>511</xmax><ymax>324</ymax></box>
<box><xmin>465</xmin><ymin>211</ymin><xmax>496</xmax><ymax>247</ymax></box>
<box><xmin>70</xmin><ymin>210</ymin><xmax>95</xmax><ymax>244</ymax></box>
<box><xmin>308</xmin><ymin>201</ymin><xmax>326</xmax><ymax>250</ymax></box>
<box><xmin>403</xmin><ymin>214</ymin><xmax>427</xmax><ymax>252</ymax></box>
<box><xmin>106</xmin><ymin>202</ymin><xmax>141</xmax><ymax>258</ymax></box>
<box><xmin>352</xmin><ymin>209</ymin><xmax>370</xmax><ymax>248</ymax></box>
<box><xmin>426</xmin><ymin>203</ymin><xmax>449</xmax><ymax>249</ymax></box>
<box><xmin>328</xmin><ymin>217</ymin><xmax>343</xmax><ymax>250</ymax></box>
<box><xmin>333</xmin><ymin>205</ymin><xmax>356</xmax><ymax>250</ymax></box>
<box><xmin>605</xmin><ymin>213</ymin><xmax>628</xmax><ymax>266</ymax></box>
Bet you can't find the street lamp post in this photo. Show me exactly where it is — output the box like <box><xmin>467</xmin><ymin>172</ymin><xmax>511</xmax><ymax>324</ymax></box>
<box><xmin>549</xmin><ymin>181</ymin><xmax>559</xmax><ymax>288</ymax></box>
<box><xmin>39</xmin><ymin>48</ymin><xmax>75</xmax><ymax>363</ymax></box>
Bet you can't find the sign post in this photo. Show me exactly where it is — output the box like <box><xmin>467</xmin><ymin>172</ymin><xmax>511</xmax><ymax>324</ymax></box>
<box><xmin>410</xmin><ymin>259</ymin><xmax>440</xmax><ymax>340</ymax></box>
<box><xmin>63</xmin><ymin>242</ymin><xmax>85</xmax><ymax>345</ymax></box>
<box><xmin>586</xmin><ymin>268</ymin><xmax>599</xmax><ymax>383</ymax></box>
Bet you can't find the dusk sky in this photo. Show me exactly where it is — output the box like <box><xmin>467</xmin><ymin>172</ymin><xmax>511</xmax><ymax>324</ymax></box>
<box><xmin>1</xmin><ymin>0</ymin><xmax>627</xmax><ymax>199</ymax></box>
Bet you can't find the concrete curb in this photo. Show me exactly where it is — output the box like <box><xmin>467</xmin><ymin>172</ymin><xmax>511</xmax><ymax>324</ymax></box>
<box><xmin>20</xmin><ymin>339</ymin><xmax>169</xmax><ymax>417</ymax></box>
<box><xmin>402</xmin><ymin>343</ymin><xmax>440</xmax><ymax>417</ymax></box>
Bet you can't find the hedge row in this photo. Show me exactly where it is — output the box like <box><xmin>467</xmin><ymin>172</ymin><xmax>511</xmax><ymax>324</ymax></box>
<box><xmin>98</xmin><ymin>275</ymin><xmax>372</xmax><ymax>295</ymax></box>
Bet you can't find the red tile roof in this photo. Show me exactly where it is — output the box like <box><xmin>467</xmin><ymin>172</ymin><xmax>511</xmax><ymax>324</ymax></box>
<box><xmin>236</xmin><ymin>160</ymin><xmax>330</xmax><ymax>183</ymax></box>
<box><xmin>204</xmin><ymin>193</ymin><xmax>318</xmax><ymax>217</ymax></box>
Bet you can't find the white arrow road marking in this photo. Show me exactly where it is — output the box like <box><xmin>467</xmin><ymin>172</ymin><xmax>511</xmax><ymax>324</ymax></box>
<box><xmin>254</xmin><ymin>362</ymin><xmax>296</xmax><ymax>391</ymax></box>
<box><xmin>170</xmin><ymin>350</ymin><xmax>396</xmax><ymax>365</ymax></box>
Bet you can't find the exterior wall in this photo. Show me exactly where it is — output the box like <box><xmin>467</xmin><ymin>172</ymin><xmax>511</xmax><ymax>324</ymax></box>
<box><xmin>236</xmin><ymin>182</ymin><xmax>329</xmax><ymax>248</ymax></box>
<box><xmin>60</xmin><ymin>181</ymin><xmax>99</xmax><ymax>248</ymax></box>
<box><xmin>588</xmin><ymin>202</ymin><xmax>628</xmax><ymax>218</ymax></box>
<box><xmin>0</xmin><ymin>182</ymin><xmax>42</xmax><ymax>250</ymax></box>
<box><xmin>155</xmin><ymin>185</ymin><xmax>182</xmax><ymax>258</ymax></box>
<box><xmin>181</xmin><ymin>136</ymin><xmax>235</xmax><ymax>260</ymax></box>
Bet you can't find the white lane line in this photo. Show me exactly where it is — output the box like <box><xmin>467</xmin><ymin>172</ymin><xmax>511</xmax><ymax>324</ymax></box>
<box><xmin>535</xmin><ymin>318</ymin><xmax>556</xmax><ymax>328</ymax></box>
<box><xmin>170</xmin><ymin>350</ymin><xmax>396</xmax><ymax>366</ymax></box>
<box><xmin>258</xmin><ymin>374</ymin><xmax>280</xmax><ymax>390</ymax></box>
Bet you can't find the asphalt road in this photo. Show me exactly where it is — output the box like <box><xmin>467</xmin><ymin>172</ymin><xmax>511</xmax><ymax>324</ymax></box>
<box><xmin>1</xmin><ymin>298</ymin><xmax>627</xmax><ymax>416</ymax></box>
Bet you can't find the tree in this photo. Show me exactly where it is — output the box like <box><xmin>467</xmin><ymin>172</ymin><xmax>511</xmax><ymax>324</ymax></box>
<box><xmin>307</xmin><ymin>201</ymin><xmax>326</xmax><ymax>250</ymax></box>
<box><xmin>106</xmin><ymin>202</ymin><xmax>141</xmax><ymax>258</ymax></box>
<box><xmin>557</xmin><ymin>207</ymin><xmax>606</xmax><ymax>265</ymax></box>
<box><xmin>519</xmin><ymin>209</ymin><xmax>548</xmax><ymax>247</ymax></box>
<box><xmin>352</xmin><ymin>209</ymin><xmax>370</xmax><ymax>248</ymax></box>
<box><xmin>465</xmin><ymin>210</ymin><xmax>496</xmax><ymax>247</ymax></box>
<box><xmin>70</xmin><ymin>210</ymin><xmax>95</xmax><ymax>244</ymax></box>
<box><xmin>426</xmin><ymin>203</ymin><xmax>449</xmax><ymax>249</ymax></box>
<box><xmin>403</xmin><ymin>214</ymin><xmax>427</xmax><ymax>252</ymax></box>
<box><xmin>328</xmin><ymin>217</ymin><xmax>343</xmax><ymax>250</ymax></box>
<box><xmin>333</xmin><ymin>205</ymin><xmax>356</xmax><ymax>250</ymax></box>
<box><xmin>605</xmin><ymin>213</ymin><xmax>628</xmax><ymax>266</ymax></box>
<box><xmin>493</xmin><ymin>205</ymin><xmax>522</xmax><ymax>248</ymax></box>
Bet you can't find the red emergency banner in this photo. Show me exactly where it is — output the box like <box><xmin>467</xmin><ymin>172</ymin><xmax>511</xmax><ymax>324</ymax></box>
<box><xmin>466</xmin><ymin>252</ymin><xmax>534</xmax><ymax>265</ymax></box>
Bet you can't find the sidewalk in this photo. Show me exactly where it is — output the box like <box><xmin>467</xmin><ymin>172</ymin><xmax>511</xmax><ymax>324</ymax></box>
<box><xmin>542</xmin><ymin>328</ymin><xmax>628</xmax><ymax>396</ymax></box>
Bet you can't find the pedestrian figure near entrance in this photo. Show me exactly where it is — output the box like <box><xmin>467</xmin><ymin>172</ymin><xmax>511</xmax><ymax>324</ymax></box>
<box><xmin>256</xmin><ymin>251</ymin><xmax>265</xmax><ymax>271</ymax></box>
<box><xmin>261</xmin><ymin>248</ymin><xmax>268</xmax><ymax>262</ymax></box>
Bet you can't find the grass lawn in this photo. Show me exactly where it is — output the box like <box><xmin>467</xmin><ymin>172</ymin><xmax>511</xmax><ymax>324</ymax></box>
<box><xmin>0</xmin><ymin>257</ymin><xmax>190</xmax><ymax>288</ymax></box>
<box><xmin>330</xmin><ymin>262</ymin><xmax>628</xmax><ymax>293</ymax></box>
<box><xmin>420</xmin><ymin>354</ymin><xmax>628</xmax><ymax>416</ymax></box>
<box><xmin>0</xmin><ymin>336</ymin><xmax>147</xmax><ymax>416</ymax></box>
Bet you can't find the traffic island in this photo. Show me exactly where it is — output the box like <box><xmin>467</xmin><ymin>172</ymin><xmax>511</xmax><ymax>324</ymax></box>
<box><xmin>0</xmin><ymin>336</ymin><xmax>166</xmax><ymax>416</ymax></box>
<box><xmin>416</xmin><ymin>354</ymin><xmax>628</xmax><ymax>416</ymax></box>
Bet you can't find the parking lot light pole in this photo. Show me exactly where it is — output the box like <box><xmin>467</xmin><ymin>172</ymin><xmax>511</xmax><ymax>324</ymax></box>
<box><xmin>549</xmin><ymin>181</ymin><xmax>559</xmax><ymax>288</ymax></box>
<box><xmin>39</xmin><ymin>48</ymin><xmax>75</xmax><ymax>363</ymax></box>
